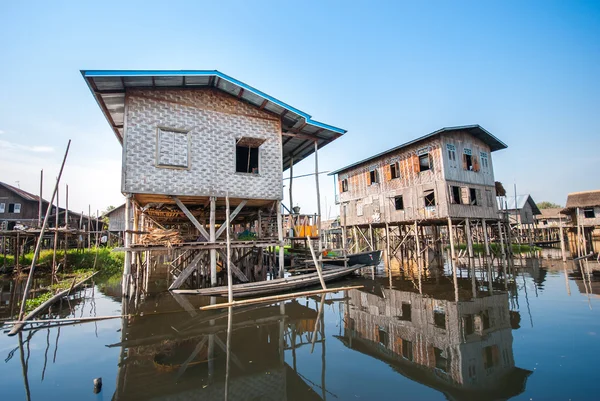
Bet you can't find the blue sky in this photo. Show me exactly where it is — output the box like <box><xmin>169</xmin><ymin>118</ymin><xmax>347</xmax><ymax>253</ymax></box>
<box><xmin>0</xmin><ymin>0</ymin><xmax>598</xmax><ymax>216</ymax></box>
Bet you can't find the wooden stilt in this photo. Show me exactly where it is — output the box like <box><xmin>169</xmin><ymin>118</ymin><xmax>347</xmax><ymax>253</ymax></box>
<box><xmin>414</xmin><ymin>221</ymin><xmax>422</xmax><ymax>293</ymax></box>
<box><xmin>123</xmin><ymin>196</ymin><xmax>132</xmax><ymax>296</ymax></box>
<box><xmin>369</xmin><ymin>224</ymin><xmax>374</xmax><ymax>251</ymax></box>
<box><xmin>277</xmin><ymin>200</ymin><xmax>285</xmax><ymax>278</ymax></box>
<box><xmin>447</xmin><ymin>217</ymin><xmax>458</xmax><ymax>301</ymax></box>
<box><xmin>314</xmin><ymin>142</ymin><xmax>322</xmax><ymax>267</ymax></box>
<box><xmin>210</xmin><ymin>196</ymin><xmax>217</xmax><ymax>286</ymax></box>
<box><xmin>559</xmin><ymin>214</ymin><xmax>567</xmax><ymax>262</ymax></box>
<box><xmin>342</xmin><ymin>204</ymin><xmax>348</xmax><ymax>269</ymax></box>
<box><xmin>465</xmin><ymin>218</ymin><xmax>474</xmax><ymax>258</ymax></box>
<box><xmin>307</xmin><ymin>236</ymin><xmax>326</xmax><ymax>290</ymax></box>
<box><xmin>52</xmin><ymin>186</ymin><xmax>59</xmax><ymax>278</ymax></box>
<box><xmin>38</xmin><ymin>169</ymin><xmax>43</xmax><ymax>228</ymax></box>
<box><xmin>482</xmin><ymin>219</ymin><xmax>490</xmax><ymax>257</ymax></box>
<box><xmin>225</xmin><ymin>195</ymin><xmax>233</xmax><ymax>303</ymax></box>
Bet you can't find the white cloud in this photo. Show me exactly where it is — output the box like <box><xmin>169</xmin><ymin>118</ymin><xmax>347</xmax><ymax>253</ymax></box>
<box><xmin>0</xmin><ymin>139</ymin><xmax>54</xmax><ymax>153</ymax></box>
<box><xmin>0</xmin><ymin>129</ymin><xmax>4</xmax><ymax>134</ymax></box>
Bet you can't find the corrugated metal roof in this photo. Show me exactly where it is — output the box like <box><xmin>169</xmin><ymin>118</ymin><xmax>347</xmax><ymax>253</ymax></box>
<box><xmin>496</xmin><ymin>195</ymin><xmax>541</xmax><ymax>215</ymax></box>
<box><xmin>329</xmin><ymin>125</ymin><xmax>507</xmax><ymax>176</ymax></box>
<box><xmin>81</xmin><ymin>70</ymin><xmax>346</xmax><ymax>170</ymax></box>
<box><xmin>0</xmin><ymin>181</ymin><xmax>42</xmax><ymax>202</ymax></box>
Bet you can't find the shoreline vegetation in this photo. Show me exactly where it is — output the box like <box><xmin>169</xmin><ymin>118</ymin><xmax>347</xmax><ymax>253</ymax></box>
<box><xmin>0</xmin><ymin>247</ymin><xmax>124</xmax><ymax>313</ymax></box>
<box><xmin>453</xmin><ymin>243</ymin><xmax>540</xmax><ymax>254</ymax></box>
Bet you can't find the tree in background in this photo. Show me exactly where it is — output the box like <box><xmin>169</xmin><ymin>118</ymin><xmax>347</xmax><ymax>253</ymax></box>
<box><xmin>495</xmin><ymin>181</ymin><xmax>506</xmax><ymax>196</ymax></box>
<box><xmin>537</xmin><ymin>201</ymin><xmax>562</xmax><ymax>209</ymax></box>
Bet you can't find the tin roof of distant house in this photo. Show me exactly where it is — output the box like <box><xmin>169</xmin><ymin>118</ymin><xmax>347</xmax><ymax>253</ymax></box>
<box><xmin>0</xmin><ymin>181</ymin><xmax>42</xmax><ymax>202</ymax></box>
<box><xmin>496</xmin><ymin>194</ymin><xmax>541</xmax><ymax>215</ymax></box>
<box><xmin>81</xmin><ymin>69</ymin><xmax>346</xmax><ymax>171</ymax></box>
<box><xmin>564</xmin><ymin>190</ymin><xmax>600</xmax><ymax>210</ymax></box>
<box><xmin>329</xmin><ymin>125</ymin><xmax>507</xmax><ymax>175</ymax></box>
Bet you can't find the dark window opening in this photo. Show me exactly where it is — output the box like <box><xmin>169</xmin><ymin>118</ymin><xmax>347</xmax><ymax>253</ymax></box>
<box><xmin>464</xmin><ymin>315</ymin><xmax>474</xmax><ymax>335</ymax></box>
<box><xmin>402</xmin><ymin>339</ymin><xmax>413</xmax><ymax>361</ymax></box>
<box><xmin>8</xmin><ymin>204</ymin><xmax>15</xmax><ymax>213</ymax></box>
<box><xmin>483</xmin><ymin>345</ymin><xmax>497</xmax><ymax>369</ymax></box>
<box><xmin>464</xmin><ymin>153</ymin><xmax>473</xmax><ymax>170</ymax></box>
<box><xmin>390</xmin><ymin>162</ymin><xmax>400</xmax><ymax>179</ymax></box>
<box><xmin>369</xmin><ymin>169</ymin><xmax>378</xmax><ymax>185</ymax></box>
<box><xmin>424</xmin><ymin>190</ymin><xmax>436</xmax><ymax>207</ymax></box>
<box><xmin>469</xmin><ymin>188</ymin><xmax>478</xmax><ymax>205</ymax></box>
<box><xmin>451</xmin><ymin>186</ymin><xmax>462</xmax><ymax>204</ymax></box>
<box><xmin>481</xmin><ymin>310</ymin><xmax>491</xmax><ymax>330</ymax></box>
<box><xmin>434</xmin><ymin>311</ymin><xmax>446</xmax><ymax>329</ymax></box>
<box><xmin>400</xmin><ymin>302</ymin><xmax>412</xmax><ymax>321</ymax></box>
<box><xmin>419</xmin><ymin>154</ymin><xmax>432</xmax><ymax>172</ymax></box>
<box><xmin>378</xmin><ymin>327</ymin><xmax>388</xmax><ymax>345</ymax></box>
<box><xmin>434</xmin><ymin>347</ymin><xmax>450</xmax><ymax>372</ymax></box>
<box><xmin>584</xmin><ymin>208</ymin><xmax>596</xmax><ymax>218</ymax></box>
<box><xmin>341</xmin><ymin>179</ymin><xmax>348</xmax><ymax>192</ymax></box>
<box><xmin>394</xmin><ymin>196</ymin><xmax>404</xmax><ymax>211</ymax></box>
<box><xmin>236</xmin><ymin>145</ymin><xmax>259</xmax><ymax>174</ymax></box>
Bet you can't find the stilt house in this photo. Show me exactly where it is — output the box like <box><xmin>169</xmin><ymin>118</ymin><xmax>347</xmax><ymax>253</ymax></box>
<box><xmin>330</xmin><ymin>125</ymin><xmax>507</xmax><ymax>226</ymax></box>
<box><xmin>495</xmin><ymin>194</ymin><xmax>541</xmax><ymax>227</ymax></box>
<box><xmin>81</xmin><ymin>70</ymin><xmax>345</xmax><ymax>291</ymax></box>
<box><xmin>562</xmin><ymin>190</ymin><xmax>600</xmax><ymax>254</ymax></box>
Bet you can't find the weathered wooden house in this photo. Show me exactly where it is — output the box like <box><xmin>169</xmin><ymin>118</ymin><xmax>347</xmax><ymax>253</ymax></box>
<box><xmin>0</xmin><ymin>181</ymin><xmax>47</xmax><ymax>229</ymax></box>
<box><xmin>495</xmin><ymin>194</ymin><xmax>541</xmax><ymax>227</ymax></box>
<box><xmin>330</xmin><ymin>125</ymin><xmax>506</xmax><ymax>226</ymax></box>
<box><xmin>81</xmin><ymin>70</ymin><xmax>345</xmax><ymax>292</ymax></box>
<box><xmin>562</xmin><ymin>190</ymin><xmax>600</xmax><ymax>254</ymax></box>
<box><xmin>536</xmin><ymin>208</ymin><xmax>568</xmax><ymax>227</ymax></box>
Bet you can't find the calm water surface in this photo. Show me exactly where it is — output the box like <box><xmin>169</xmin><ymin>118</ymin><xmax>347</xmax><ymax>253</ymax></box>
<box><xmin>1</xmin><ymin>255</ymin><xmax>599</xmax><ymax>400</ymax></box>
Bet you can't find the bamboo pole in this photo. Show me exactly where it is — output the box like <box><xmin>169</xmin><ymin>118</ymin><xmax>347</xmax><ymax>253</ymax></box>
<box><xmin>342</xmin><ymin>204</ymin><xmax>348</xmax><ymax>269</ymax></box>
<box><xmin>52</xmin><ymin>186</ymin><xmax>59</xmax><ymax>278</ymax></box>
<box><xmin>314</xmin><ymin>142</ymin><xmax>322</xmax><ymax>265</ymax></box>
<box><xmin>308</xmin><ymin>236</ymin><xmax>327</xmax><ymax>290</ymax></box>
<box><xmin>10</xmin><ymin>271</ymin><xmax>97</xmax><ymax>336</ymax></box>
<box><xmin>447</xmin><ymin>217</ymin><xmax>458</xmax><ymax>301</ymax></box>
<box><xmin>226</xmin><ymin>195</ymin><xmax>233</xmax><ymax>303</ymax></box>
<box><xmin>199</xmin><ymin>285</ymin><xmax>364</xmax><ymax>311</ymax></box>
<box><xmin>559</xmin><ymin>213</ymin><xmax>567</xmax><ymax>262</ymax></box>
<box><xmin>210</xmin><ymin>196</ymin><xmax>217</xmax><ymax>286</ymax></box>
<box><xmin>465</xmin><ymin>218</ymin><xmax>474</xmax><ymax>258</ymax></box>
<box><xmin>5</xmin><ymin>314</ymin><xmax>123</xmax><ymax>326</ymax></box>
<box><xmin>16</xmin><ymin>140</ymin><xmax>71</xmax><ymax>324</ymax></box>
<box><xmin>63</xmin><ymin>184</ymin><xmax>69</xmax><ymax>270</ymax></box>
<box><xmin>277</xmin><ymin>200</ymin><xmax>285</xmax><ymax>278</ymax></box>
<box><xmin>38</xmin><ymin>169</ymin><xmax>43</xmax><ymax>228</ymax></box>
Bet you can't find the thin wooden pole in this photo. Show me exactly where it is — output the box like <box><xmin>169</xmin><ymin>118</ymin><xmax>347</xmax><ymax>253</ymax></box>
<box><xmin>88</xmin><ymin>205</ymin><xmax>92</xmax><ymax>250</ymax></box>
<box><xmin>226</xmin><ymin>195</ymin><xmax>233</xmax><ymax>303</ymax></box>
<box><xmin>308</xmin><ymin>236</ymin><xmax>327</xmax><ymax>290</ymax></box>
<box><xmin>63</xmin><ymin>184</ymin><xmax>69</xmax><ymax>270</ymax></box>
<box><xmin>289</xmin><ymin>156</ymin><xmax>294</xmax><ymax>217</ymax></box>
<box><xmin>123</xmin><ymin>196</ymin><xmax>132</xmax><ymax>296</ymax></box>
<box><xmin>482</xmin><ymin>219</ymin><xmax>490</xmax><ymax>257</ymax></box>
<box><xmin>52</xmin><ymin>186</ymin><xmax>59</xmax><ymax>277</ymax></box>
<box><xmin>447</xmin><ymin>217</ymin><xmax>458</xmax><ymax>301</ymax></box>
<box><xmin>199</xmin><ymin>285</ymin><xmax>364</xmax><ymax>310</ymax></box>
<box><xmin>414</xmin><ymin>221</ymin><xmax>422</xmax><ymax>294</ymax></box>
<box><xmin>314</xmin><ymin>142</ymin><xmax>322</xmax><ymax>263</ymax></box>
<box><xmin>342</xmin><ymin>204</ymin><xmax>348</xmax><ymax>269</ymax></box>
<box><xmin>210</xmin><ymin>196</ymin><xmax>217</xmax><ymax>286</ymax></box>
<box><xmin>559</xmin><ymin>213</ymin><xmax>567</xmax><ymax>262</ymax></box>
<box><xmin>277</xmin><ymin>200</ymin><xmax>285</xmax><ymax>278</ymax></box>
<box><xmin>16</xmin><ymin>140</ymin><xmax>71</xmax><ymax>322</ymax></box>
<box><xmin>38</xmin><ymin>169</ymin><xmax>43</xmax><ymax>228</ymax></box>
<box><xmin>369</xmin><ymin>223</ymin><xmax>374</xmax><ymax>251</ymax></box>
<box><xmin>465</xmin><ymin>218</ymin><xmax>474</xmax><ymax>258</ymax></box>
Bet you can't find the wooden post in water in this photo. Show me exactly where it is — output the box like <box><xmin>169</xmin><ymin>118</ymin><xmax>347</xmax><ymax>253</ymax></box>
<box><xmin>314</xmin><ymin>142</ymin><xmax>322</xmax><ymax>266</ymax></box>
<box><xmin>414</xmin><ymin>221</ymin><xmax>422</xmax><ymax>293</ymax></box>
<box><xmin>447</xmin><ymin>217</ymin><xmax>458</xmax><ymax>300</ymax></box>
<box><xmin>465</xmin><ymin>218</ymin><xmax>474</xmax><ymax>258</ymax></box>
<box><xmin>210</xmin><ymin>196</ymin><xmax>217</xmax><ymax>286</ymax></box>
<box><xmin>277</xmin><ymin>200</ymin><xmax>285</xmax><ymax>278</ymax></box>
<box><xmin>64</xmin><ymin>184</ymin><xmax>69</xmax><ymax>270</ymax></box>
<box><xmin>482</xmin><ymin>219</ymin><xmax>490</xmax><ymax>258</ymax></box>
<box><xmin>289</xmin><ymin>156</ymin><xmax>294</xmax><ymax>228</ymax></box>
<box><xmin>385</xmin><ymin>222</ymin><xmax>391</xmax><ymax>278</ymax></box>
<box><xmin>369</xmin><ymin>224</ymin><xmax>374</xmax><ymax>251</ymax></box>
<box><xmin>52</xmin><ymin>186</ymin><xmax>59</xmax><ymax>278</ymax></box>
<box><xmin>123</xmin><ymin>196</ymin><xmax>132</xmax><ymax>296</ymax></box>
<box><xmin>342</xmin><ymin>204</ymin><xmax>348</xmax><ymax>269</ymax></box>
<box><xmin>559</xmin><ymin>214</ymin><xmax>567</xmax><ymax>262</ymax></box>
<box><xmin>17</xmin><ymin>140</ymin><xmax>71</xmax><ymax>322</ymax></box>
<box><xmin>225</xmin><ymin>195</ymin><xmax>233</xmax><ymax>303</ymax></box>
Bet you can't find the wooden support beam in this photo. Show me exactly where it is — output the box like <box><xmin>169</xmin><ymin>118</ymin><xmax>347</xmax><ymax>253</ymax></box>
<box><xmin>216</xmin><ymin>250</ymin><xmax>249</xmax><ymax>283</ymax></box>
<box><xmin>215</xmin><ymin>200</ymin><xmax>247</xmax><ymax>239</ymax></box>
<box><xmin>210</xmin><ymin>197</ymin><xmax>217</xmax><ymax>286</ymax></box>
<box><xmin>173</xmin><ymin>197</ymin><xmax>211</xmax><ymax>240</ymax></box>
<box><xmin>168</xmin><ymin>252</ymin><xmax>204</xmax><ymax>290</ymax></box>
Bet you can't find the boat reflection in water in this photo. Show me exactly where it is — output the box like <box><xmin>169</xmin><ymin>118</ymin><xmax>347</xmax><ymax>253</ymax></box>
<box><xmin>338</xmin><ymin>276</ymin><xmax>532</xmax><ymax>401</ymax></box>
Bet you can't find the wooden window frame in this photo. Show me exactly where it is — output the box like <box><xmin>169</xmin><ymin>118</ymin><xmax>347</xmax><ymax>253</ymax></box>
<box><xmin>235</xmin><ymin>140</ymin><xmax>261</xmax><ymax>175</ymax></box>
<box><xmin>390</xmin><ymin>162</ymin><xmax>400</xmax><ymax>179</ymax></box>
<box><xmin>0</xmin><ymin>203</ymin><xmax>4</xmax><ymax>213</ymax></box>
<box><xmin>369</xmin><ymin>169</ymin><xmax>378</xmax><ymax>185</ymax></box>
<box><xmin>583</xmin><ymin>208</ymin><xmax>596</xmax><ymax>218</ymax></box>
<box><xmin>394</xmin><ymin>195</ymin><xmax>404</xmax><ymax>210</ymax></box>
<box><xmin>341</xmin><ymin>179</ymin><xmax>349</xmax><ymax>193</ymax></box>
<box><xmin>419</xmin><ymin>154</ymin><xmax>433</xmax><ymax>172</ymax></box>
<box><xmin>155</xmin><ymin>126</ymin><xmax>191</xmax><ymax>170</ymax></box>
<box><xmin>424</xmin><ymin>190</ymin><xmax>436</xmax><ymax>207</ymax></box>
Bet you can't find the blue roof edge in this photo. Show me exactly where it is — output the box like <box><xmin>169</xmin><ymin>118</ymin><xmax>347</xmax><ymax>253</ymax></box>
<box><xmin>80</xmin><ymin>69</ymin><xmax>347</xmax><ymax>134</ymax></box>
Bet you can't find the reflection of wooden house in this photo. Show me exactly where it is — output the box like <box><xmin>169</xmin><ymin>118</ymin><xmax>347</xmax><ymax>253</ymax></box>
<box><xmin>111</xmin><ymin>297</ymin><xmax>323</xmax><ymax>401</ymax></box>
<box><xmin>330</xmin><ymin>125</ymin><xmax>506</xmax><ymax>225</ymax></box>
<box><xmin>339</xmin><ymin>286</ymin><xmax>531</xmax><ymax>400</ymax></box>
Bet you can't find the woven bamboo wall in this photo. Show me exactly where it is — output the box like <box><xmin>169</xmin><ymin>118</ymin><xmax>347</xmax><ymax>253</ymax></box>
<box><xmin>122</xmin><ymin>88</ymin><xmax>283</xmax><ymax>200</ymax></box>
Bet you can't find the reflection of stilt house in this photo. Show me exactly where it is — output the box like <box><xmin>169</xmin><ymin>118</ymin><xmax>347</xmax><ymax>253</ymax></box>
<box><xmin>81</xmin><ymin>70</ymin><xmax>345</xmax><ymax>294</ymax></box>
<box><xmin>562</xmin><ymin>190</ymin><xmax>600</xmax><ymax>255</ymax></box>
<box><xmin>340</xmin><ymin>287</ymin><xmax>531</xmax><ymax>399</ymax></box>
<box><xmin>329</xmin><ymin>125</ymin><xmax>507</xmax><ymax>255</ymax></box>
